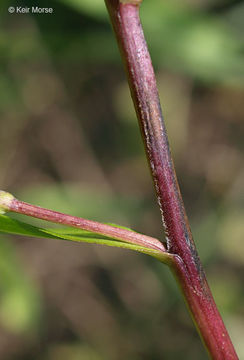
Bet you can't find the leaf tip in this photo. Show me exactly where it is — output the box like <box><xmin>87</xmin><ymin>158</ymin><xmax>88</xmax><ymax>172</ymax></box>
<box><xmin>0</xmin><ymin>191</ymin><xmax>15</xmax><ymax>214</ymax></box>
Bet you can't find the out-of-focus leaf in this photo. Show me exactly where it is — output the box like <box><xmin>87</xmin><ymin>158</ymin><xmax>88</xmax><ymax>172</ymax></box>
<box><xmin>140</xmin><ymin>0</ymin><xmax>244</xmax><ymax>84</ymax></box>
<box><xmin>217</xmin><ymin>211</ymin><xmax>244</xmax><ymax>265</ymax></box>
<box><xmin>57</xmin><ymin>0</ymin><xmax>106</xmax><ymax>19</ymax></box>
<box><xmin>0</xmin><ymin>238</ymin><xmax>41</xmax><ymax>333</ymax></box>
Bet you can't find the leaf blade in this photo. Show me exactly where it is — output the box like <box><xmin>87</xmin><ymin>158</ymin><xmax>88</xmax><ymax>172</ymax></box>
<box><xmin>0</xmin><ymin>215</ymin><xmax>171</xmax><ymax>262</ymax></box>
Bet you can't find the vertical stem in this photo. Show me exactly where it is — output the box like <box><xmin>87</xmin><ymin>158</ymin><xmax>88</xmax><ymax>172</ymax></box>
<box><xmin>104</xmin><ymin>0</ymin><xmax>238</xmax><ymax>358</ymax></box>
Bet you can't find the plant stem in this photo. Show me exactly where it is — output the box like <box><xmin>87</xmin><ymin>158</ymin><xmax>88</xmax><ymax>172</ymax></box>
<box><xmin>0</xmin><ymin>190</ymin><xmax>166</xmax><ymax>253</ymax></box>
<box><xmin>104</xmin><ymin>0</ymin><xmax>238</xmax><ymax>358</ymax></box>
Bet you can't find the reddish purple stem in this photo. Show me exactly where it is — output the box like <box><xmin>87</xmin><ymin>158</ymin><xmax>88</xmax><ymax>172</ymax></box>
<box><xmin>104</xmin><ymin>1</ymin><xmax>238</xmax><ymax>358</ymax></box>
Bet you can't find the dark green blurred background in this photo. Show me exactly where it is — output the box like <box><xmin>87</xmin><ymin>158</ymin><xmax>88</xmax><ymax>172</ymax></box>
<box><xmin>0</xmin><ymin>0</ymin><xmax>244</xmax><ymax>359</ymax></box>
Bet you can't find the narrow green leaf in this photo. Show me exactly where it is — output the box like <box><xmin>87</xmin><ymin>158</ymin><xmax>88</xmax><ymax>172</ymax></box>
<box><xmin>0</xmin><ymin>214</ymin><xmax>55</xmax><ymax>239</ymax></box>
<box><xmin>0</xmin><ymin>215</ymin><xmax>171</xmax><ymax>263</ymax></box>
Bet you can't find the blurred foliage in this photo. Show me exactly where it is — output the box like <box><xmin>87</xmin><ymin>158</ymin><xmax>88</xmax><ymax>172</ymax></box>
<box><xmin>0</xmin><ymin>0</ymin><xmax>244</xmax><ymax>359</ymax></box>
<box><xmin>0</xmin><ymin>238</ymin><xmax>41</xmax><ymax>333</ymax></box>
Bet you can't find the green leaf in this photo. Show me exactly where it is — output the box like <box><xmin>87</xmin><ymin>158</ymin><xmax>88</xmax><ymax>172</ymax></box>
<box><xmin>0</xmin><ymin>215</ymin><xmax>170</xmax><ymax>262</ymax></box>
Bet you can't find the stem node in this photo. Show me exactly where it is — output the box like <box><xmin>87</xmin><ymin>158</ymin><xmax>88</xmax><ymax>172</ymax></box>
<box><xmin>0</xmin><ymin>191</ymin><xmax>15</xmax><ymax>214</ymax></box>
